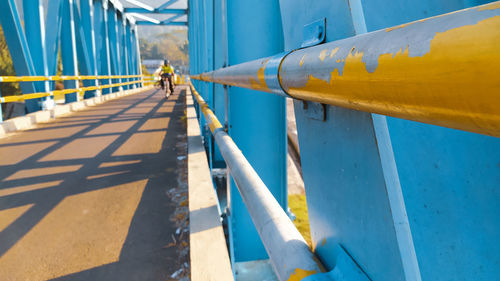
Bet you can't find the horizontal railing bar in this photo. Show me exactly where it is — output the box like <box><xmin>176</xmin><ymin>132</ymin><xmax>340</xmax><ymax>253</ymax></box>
<box><xmin>0</xmin><ymin>79</ymin><xmax>148</xmax><ymax>104</ymax></box>
<box><xmin>0</xmin><ymin>74</ymin><xmax>144</xmax><ymax>83</ymax></box>
<box><xmin>189</xmin><ymin>82</ymin><xmax>323</xmax><ymax>281</ymax></box>
<box><xmin>191</xmin><ymin>1</ymin><xmax>500</xmax><ymax>137</ymax></box>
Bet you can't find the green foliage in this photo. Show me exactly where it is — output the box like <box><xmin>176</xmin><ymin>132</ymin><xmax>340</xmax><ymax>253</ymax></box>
<box><xmin>139</xmin><ymin>30</ymin><xmax>189</xmax><ymax>65</ymax></box>
<box><xmin>288</xmin><ymin>194</ymin><xmax>312</xmax><ymax>246</ymax></box>
<box><xmin>0</xmin><ymin>26</ymin><xmax>21</xmax><ymax>96</ymax></box>
<box><xmin>141</xmin><ymin>63</ymin><xmax>151</xmax><ymax>76</ymax></box>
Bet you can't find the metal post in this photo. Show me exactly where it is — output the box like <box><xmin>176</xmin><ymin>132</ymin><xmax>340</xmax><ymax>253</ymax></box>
<box><xmin>0</xmin><ymin>0</ymin><xmax>38</xmax><ymax>113</ymax></box>
<box><xmin>226</xmin><ymin>0</ymin><xmax>287</xmax><ymax>263</ymax></box>
<box><xmin>133</xmin><ymin>26</ymin><xmax>143</xmax><ymax>88</ymax></box>
<box><xmin>107</xmin><ymin>4</ymin><xmax>120</xmax><ymax>92</ymax></box>
<box><xmin>23</xmin><ymin>0</ymin><xmax>52</xmax><ymax>110</ymax></box>
<box><xmin>119</xmin><ymin>15</ymin><xmax>129</xmax><ymax>90</ymax></box>
<box><xmin>99</xmin><ymin>0</ymin><xmax>112</xmax><ymax>94</ymax></box>
<box><xmin>61</xmin><ymin>0</ymin><xmax>79</xmax><ymax>103</ymax></box>
<box><xmin>81</xmin><ymin>0</ymin><xmax>100</xmax><ymax>97</ymax></box>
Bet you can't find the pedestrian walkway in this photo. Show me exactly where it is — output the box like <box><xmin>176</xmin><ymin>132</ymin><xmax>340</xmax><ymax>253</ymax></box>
<box><xmin>0</xmin><ymin>86</ymin><xmax>189</xmax><ymax>281</ymax></box>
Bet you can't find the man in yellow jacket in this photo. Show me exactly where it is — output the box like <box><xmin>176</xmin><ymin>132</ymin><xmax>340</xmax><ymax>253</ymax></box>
<box><xmin>160</xmin><ymin>59</ymin><xmax>175</xmax><ymax>96</ymax></box>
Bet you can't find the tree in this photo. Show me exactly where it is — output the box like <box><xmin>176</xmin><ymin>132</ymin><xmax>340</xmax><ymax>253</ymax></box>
<box><xmin>0</xmin><ymin>26</ymin><xmax>21</xmax><ymax>97</ymax></box>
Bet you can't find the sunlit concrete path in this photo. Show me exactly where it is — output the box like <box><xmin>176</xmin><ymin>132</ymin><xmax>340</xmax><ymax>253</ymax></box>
<box><xmin>0</xmin><ymin>87</ymin><xmax>189</xmax><ymax>281</ymax></box>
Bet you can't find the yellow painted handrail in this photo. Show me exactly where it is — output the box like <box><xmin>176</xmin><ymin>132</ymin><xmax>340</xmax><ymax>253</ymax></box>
<box><xmin>0</xmin><ymin>79</ymin><xmax>143</xmax><ymax>104</ymax></box>
<box><xmin>0</xmin><ymin>74</ymin><xmax>144</xmax><ymax>83</ymax></box>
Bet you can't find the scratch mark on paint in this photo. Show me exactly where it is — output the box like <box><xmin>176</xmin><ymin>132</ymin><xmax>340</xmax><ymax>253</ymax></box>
<box><xmin>299</xmin><ymin>55</ymin><xmax>306</xmax><ymax>67</ymax></box>
<box><xmin>318</xmin><ymin>49</ymin><xmax>329</xmax><ymax>61</ymax></box>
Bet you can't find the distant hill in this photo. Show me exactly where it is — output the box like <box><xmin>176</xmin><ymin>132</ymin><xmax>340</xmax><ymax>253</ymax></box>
<box><xmin>139</xmin><ymin>30</ymin><xmax>188</xmax><ymax>70</ymax></box>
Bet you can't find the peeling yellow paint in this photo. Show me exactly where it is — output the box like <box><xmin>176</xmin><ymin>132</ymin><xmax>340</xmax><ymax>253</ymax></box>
<box><xmin>257</xmin><ymin>59</ymin><xmax>270</xmax><ymax>89</ymax></box>
<box><xmin>286</xmin><ymin>15</ymin><xmax>500</xmax><ymax>136</ymax></box>
<box><xmin>318</xmin><ymin>49</ymin><xmax>329</xmax><ymax>61</ymax></box>
<box><xmin>329</xmin><ymin>47</ymin><xmax>339</xmax><ymax>58</ymax></box>
<box><xmin>478</xmin><ymin>1</ymin><xmax>500</xmax><ymax>11</ymax></box>
<box><xmin>299</xmin><ymin>55</ymin><xmax>306</xmax><ymax>67</ymax></box>
<box><xmin>287</xmin><ymin>268</ymin><xmax>317</xmax><ymax>281</ymax></box>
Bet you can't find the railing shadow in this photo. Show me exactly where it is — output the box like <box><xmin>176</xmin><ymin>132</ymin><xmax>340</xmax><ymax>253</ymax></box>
<box><xmin>0</xmin><ymin>88</ymin><xmax>188</xmax><ymax>280</ymax></box>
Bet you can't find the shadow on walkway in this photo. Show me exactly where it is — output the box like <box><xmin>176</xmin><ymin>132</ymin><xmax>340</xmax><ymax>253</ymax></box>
<box><xmin>0</xmin><ymin>87</ymin><xmax>189</xmax><ymax>281</ymax></box>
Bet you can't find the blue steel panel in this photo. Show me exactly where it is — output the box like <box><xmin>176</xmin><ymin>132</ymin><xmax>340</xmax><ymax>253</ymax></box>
<box><xmin>46</xmin><ymin>0</ymin><xmax>63</xmax><ymax>78</ymax></box>
<box><xmin>118</xmin><ymin>15</ymin><xmax>130</xmax><ymax>90</ymax></box>
<box><xmin>107</xmin><ymin>5</ymin><xmax>121</xmax><ymax>92</ymax></box>
<box><xmin>96</xmin><ymin>0</ymin><xmax>112</xmax><ymax>94</ymax></box>
<box><xmin>0</xmin><ymin>0</ymin><xmax>38</xmax><ymax>113</ymax></box>
<box><xmin>386</xmin><ymin>119</ymin><xmax>500</xmax><ymax>281</ymax></box>
<box><xmin>23</xmin><ymin>0</ymin><xmax>51</xmax><ymax>110</ymax></box>
<box><xmin>80</xmin><ymin>0</ymin><xmax>99</xmax><ymax>98</ymax></box>
<box><xmin>61</xmin><ymin>0</ymin><xmax>79</xmax><ymax>103</ymax></box>
<box><xmin>293</xmin><ymin>102</ymin><xmax>406</xmax><ymax>280</ymax></box>
<box><xmin>226</xmin><ymin>0</ymin><xmax>287</xmax><ymax>262</ymax></box>
<box><xmin>212</xmin><ymin>0</ymin><xmax>226</xmax><ymax>168</ymax></box>
<box><xmin>280</xmin><ymin>0</ymin><xmax>500</xmax><ymax>280</ymax></box>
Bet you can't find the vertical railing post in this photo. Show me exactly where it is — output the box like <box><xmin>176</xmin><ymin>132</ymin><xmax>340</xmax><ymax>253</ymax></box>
<box><xmin>99</xmin><ymin>0</ymin><xmax>112</xmax><ymax>94</ymax></box>
<box><xmin>80</xmin><ymin>0</ymin><xmax>100</xmax><ymax>98</ymax></box>
<box><xmin>132</xmin><ymin>25</ymin><xmax>142</xmax><ymax>88</ymax></box>
<box><xmin>0</xmin><ymin>0</ymin><xmax>38</xmax><ymax>114</ymax></box>
<box><xmin>23</xmin><ymin>0</ymin><xmax>52</xmax><ymax>110</ymax></box>
<box><xmin>120</xmin><ymin>16</ymin><xmax>130</xmax><ymax>90</ymax></box>
<box><xmin>106</xmin><ymin>4</ymin><xmax>120</xmax><ymax>92</ymax></box>
<box><xmin>61</xmin><ymin>0</ymin><xmax>79</xmax><ymax>103</ymax></box>
<box><xmin>226</xmin><ymin>0</ymin><xmax>287</xmax><ymax>263</ymax></box>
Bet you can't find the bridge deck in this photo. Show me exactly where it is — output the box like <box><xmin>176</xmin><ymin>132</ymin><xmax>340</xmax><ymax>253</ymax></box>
<box><xmin>0</xmin><ymin>87</ymin><xmax>189</xmax><ymax>280</ymax></box>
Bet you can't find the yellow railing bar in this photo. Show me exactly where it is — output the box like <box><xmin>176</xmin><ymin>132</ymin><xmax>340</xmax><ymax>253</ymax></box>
<box><xmin>0</xmin><ymin>79</ymin><xmax>144</xmax><ymax>104</ymax></box>
<box><xmin>0</xmin><ymin>74</ymin><xmax>144</xmax><ymax>83</ymax></box>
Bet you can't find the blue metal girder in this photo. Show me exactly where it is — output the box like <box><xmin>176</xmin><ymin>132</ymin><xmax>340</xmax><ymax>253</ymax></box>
<box><xmin>46</xmin><ymin>0</ymin><xmax>63</xmax><ymax>79</ymax></box>
<box><xmin>211</xmin><ymin>0</ymin><xmax>227</xmax><ymax>168</ymax></box>
<box><xmin>23</xmin><ymin>0</ymin><xmax>52</xmax><ymax>110</ymax></box>
<box><xmin>226</xmin><ymin>0</ymin><xmax>287</xmax><ymax>263</ymax></box>
<box><xmin>117</xmin><ymin>14</ymin><xmax>129</xmax><ymax>90</ymax></box>
<box><xmin>134</xmin><ymin>21</ymin><xmax>187</xmax><ymax>26</ymax></box>
<box><xmin>158</xmin><ymin>0</ymin><xmax>180</xmax><ymax>10</ymax></box>
<box><xmin>107</xmin><ymin>5</ymin><xmax>121</xmax><ymax>92</ymax></box>
<box><xmin>80</xmin><ymin>0</ymin><xmax>99</xmax><ymax>98</ymax></box>
<box><xmin>61</xmin><ymin>0</ymin><xmax>79</xmax><ymax>103</ymax></box>
<box><xmin>123</xmin><ymin>8</ymin><xmax>186</xmax><ymax>14</ymax></box>
<box><xmin>95</xmin><ymin>0</ymin><xmax>112</xmax><ymax>94</ymax></box>
<box><xmin>0</xmin><ymin>0</ymin><xmax>38</xmax><ymax>113</ymax></box>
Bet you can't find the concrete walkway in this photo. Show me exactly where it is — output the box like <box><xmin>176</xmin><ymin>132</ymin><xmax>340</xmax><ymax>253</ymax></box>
<box><xmin>0</xmin><ymin>87</ymin><xmax>189</xmax><ymax>280</ymax></box>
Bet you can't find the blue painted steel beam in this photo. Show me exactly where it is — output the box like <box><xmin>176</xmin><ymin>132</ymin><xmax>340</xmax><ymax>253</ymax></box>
<box><xmin>80</xmin><ymin>0</ymin><xmax>99</xmax><ymax>98</ymax></box>
<box><xmin>161</xmin><ymin>14</ymin><xmax>184</xmax><ymax>24</ymax></box>
<box><xmin>226</xmin><ymin>0</ymin><xmax>287</xmax><ymax>263</ymax></box>
<box><xmin>123</xmin><ymin>8</ymin><xmax>186</xmax><ymax>14</ymax></box>
<box><xmin>61</xmin><ymin>0</ymin><xmax>79</xmax><ymax>103</ymax></box>
<box><xmin>95</xmin><ymin>0</ymin><xmax>112</xmax><ymax>94</ymax></box>
<box><xmin>120</xmin><ymin>16</ymin><xmax>131</xmax><ymax>90</ymax></box>
<box><xmin>158</xmin><ymin>0</ymin><xmax>180</xmax><ymax>10</ymax></box>
<box><xmin>107</xmin><ymin>5</ymin><xmax>121</xmax><ymax>92</ymax></box>
<box><xmin>23</xmin><ymin>0</ymin><xmax>52</xmax><ymax>110</ymax></box>
<box><xmin>134</xmin><ymin>21</ymin><xmax>187</xmax><ymax>26</ymax></box>
<box><xmin>0</xmin><ymin>0</ymin><xmax>38</xmax><ymax>113</ymax></box>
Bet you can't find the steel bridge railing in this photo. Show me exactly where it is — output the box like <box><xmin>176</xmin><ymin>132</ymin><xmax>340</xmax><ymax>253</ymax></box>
<box><xmin>189</xmin><ymin>82</ymin><xmax>324</xmax><ymax>281</ymax></box>
<box><xmin>0</xmin><ymin>75</ymin><xmax>154</xmax><ymax>104</ymax></box>
<box><xmin>191</xmin><ymin>1</ymin><xmax>500</xmax><ymax>138</ymax></box>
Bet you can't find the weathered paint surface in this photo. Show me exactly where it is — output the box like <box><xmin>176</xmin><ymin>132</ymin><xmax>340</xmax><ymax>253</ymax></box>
<box><xmin>287</xmin><ymin>268</ymin><xmax>317</xmax><ymax>281</ymax></box>
<box><xmin>281</xmin><ymin>3</ymin><xmax>500</xmax><ymax>136</ymax></box>
<box><xmin>192</xmin><ymin>2</ymin><xmax>500</xmax><ymax>137</ymax></box>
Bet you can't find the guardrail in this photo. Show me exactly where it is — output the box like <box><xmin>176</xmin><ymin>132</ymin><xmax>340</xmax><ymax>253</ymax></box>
<box><xmin>0</xmin><ymin>75</ymin><xmax>153</xmax><ymax>104</ymax></box>
<box><xmin>189</xmin><ymin>82</ymin><xmax>323</xmax><ymax>281</ymax></box>
<box><xmin>191</xmin><ymin>1</ymin><xmax>500</xmax><ymax>137</ymax></box>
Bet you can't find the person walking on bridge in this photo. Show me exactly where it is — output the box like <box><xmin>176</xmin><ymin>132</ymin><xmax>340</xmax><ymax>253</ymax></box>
<box><xmin>160</xmin><ymin>59</ymin><xmax>175</xmax><ymax>97</ymax></box>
